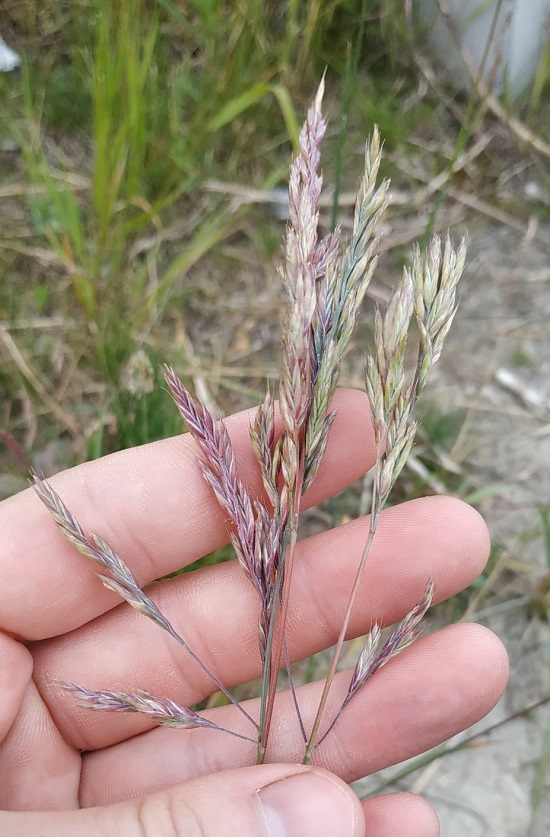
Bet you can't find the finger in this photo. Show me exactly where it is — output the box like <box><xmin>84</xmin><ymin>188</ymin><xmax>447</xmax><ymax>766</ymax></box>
<box><xmin>1</xmin><ymin>765</ymin><xmax>366</xmax><ymax>837</ymax></box>
<box><xmin>33</xmin><ymin>496</ymin><xmax>489</xmax><ymax>749</ymax></box>
<box><xmin>0</xmin><ymin>634</ymin><xmax>33</xmax><ymax>744</ymax></box>
<box><xmin>362</xmin><ymin>793</ymin><xmax>440</xmax><ymax>837</ymax></box>
<box><xmin>78</xmin><ymin>624</ymin><xmax>508</xmax><ymax>805</ymax></box>
<box><xmin>0</xmin><ymin>679</ymin><xmax>80</xmax><ymax>811</ymax></box>
<box><xmin>0</xmin><ymin>389</ymin><xmax>375</xmax><ymax>639</ymax></box>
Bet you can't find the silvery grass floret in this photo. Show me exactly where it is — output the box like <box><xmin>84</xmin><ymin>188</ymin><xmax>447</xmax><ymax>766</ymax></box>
<box><xmin>33</xmin><ymin>79</ymin><xmax>466</xmax><ymax>767</ymax></box>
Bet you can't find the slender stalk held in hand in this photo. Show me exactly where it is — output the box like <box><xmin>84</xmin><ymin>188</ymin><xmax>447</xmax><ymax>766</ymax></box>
<box><xmin>33</xmin><ymin>81</ymin><xmax>465</xmax><ymax>767</ymax></box>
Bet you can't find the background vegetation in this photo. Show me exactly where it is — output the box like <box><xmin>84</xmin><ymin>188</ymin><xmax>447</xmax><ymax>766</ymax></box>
<box><xmin>1</xmin><ymin>0</ymin><xmax>548</xmax><ymax>461</ymax></box>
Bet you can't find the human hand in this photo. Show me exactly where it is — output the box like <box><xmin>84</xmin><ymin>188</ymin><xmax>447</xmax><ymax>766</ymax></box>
<box><xmin>0</xmin><ymin>389</ymin><xmax>508</xmax><ymax>836</ymax></box>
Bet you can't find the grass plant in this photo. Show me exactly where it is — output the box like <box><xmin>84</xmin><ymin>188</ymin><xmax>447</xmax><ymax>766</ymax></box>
<box><xmin>33</xmin><ymin>82</ymin><xmax>465</xmax><ymax>766</ymax></box>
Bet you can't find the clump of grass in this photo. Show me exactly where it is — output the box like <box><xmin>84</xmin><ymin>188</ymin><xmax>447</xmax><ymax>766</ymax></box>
<box><xmin>2</xmin><ymin>1</ymin><xmax>430</xmax><ymax>467</ymax></box>
<box><xmin>33</xmin><ymin>81</ymin><xmax>465</xmax><ymax>765</ymax></box>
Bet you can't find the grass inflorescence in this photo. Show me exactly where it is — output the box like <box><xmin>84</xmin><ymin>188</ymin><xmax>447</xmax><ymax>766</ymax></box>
<box><xmin>33</xmin><ymin>81</ymin><xmax>465</xmax><ymax>765</ymax></box>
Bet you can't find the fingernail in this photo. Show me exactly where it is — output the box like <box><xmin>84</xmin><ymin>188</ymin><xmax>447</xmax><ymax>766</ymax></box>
<box><xmin>257</xmin><ymin>771</ymin><xmax>358</xmax><ymax>836</ymax></box>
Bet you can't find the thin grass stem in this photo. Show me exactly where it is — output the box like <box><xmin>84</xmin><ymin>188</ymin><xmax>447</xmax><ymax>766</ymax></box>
<box><xmin>303</xmin><ymin>526</ymin><xmax>376</xmax><ymax>764</ymax></box>
<box><xmin>283</xmin><ymin>634</ymin><xmax>307</xmax><ymax>744</ymax></box>
<box><xmin>257</xmin><ymin>469</ymin><xmax>303</xmax><ymax>762</ymax></box>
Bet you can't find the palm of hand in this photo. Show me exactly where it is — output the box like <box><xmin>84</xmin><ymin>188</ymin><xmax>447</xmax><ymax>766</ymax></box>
<box><xmin>0</xmin><ymin>392</ymin><xmax>507</xmax><ymax>833</ymax></box>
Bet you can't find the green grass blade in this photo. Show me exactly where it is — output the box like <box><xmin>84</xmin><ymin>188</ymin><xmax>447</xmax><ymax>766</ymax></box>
<box><xmin>138</xmin><ymin>210</ymin><xmax>238</xmax><ymax>321</ymax></box>
<box><xmin>270</xmin><ymin>84</ymin><xmax>300</xmax><ymax>153</ymax></box>
<box><xmin>208</xmin><ymin>83</ymin><xmax>272</xmax><ymax>132</ymax></box>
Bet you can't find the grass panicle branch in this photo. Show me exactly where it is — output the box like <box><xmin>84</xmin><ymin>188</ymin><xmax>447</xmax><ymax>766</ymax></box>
<box><xmin>62</xmin><ymin>683</ymin><xmax>257</xmax><ymax>743</ymax></box>
<box><xmin>33</xmin><ymin>82</ymin><xmax>464</xmax><ymax>768</ymax></box>
<box><xmin>164</xmin><ymin>367</ymin><xmax>260</xmax><ymax>593</ymax></box>
<box><xmin>305</xmin><ymin>126</ymin><xmax>390</xmax><ymax>492</ymax></box>
<box><xmin>314</xmin><ymin>579</ymin><xmax>435</xmax><ymax>749</ymax></box>
<box><xmin>32</xmin><ymin>473</ymin><xmax>257</xmax><ymax>730</ymax></box>
<box><xmin>254</xmin><ymin>82</ymin><xmax>332</xmax><ymax>762</ymax></box>
<box><xmin>164</xmin><ymin>365</ymin><xmax>283</xmax><ymax>674</ymax></box>
<box><xmin>343</xmin><ymin>579</ymin><xmax>435</xmax><ymax>708</ymax></box>
<box><xmin>303</xmin><ymin>229</ymin><xmax>464</xmax><ymax>762</ymax></box>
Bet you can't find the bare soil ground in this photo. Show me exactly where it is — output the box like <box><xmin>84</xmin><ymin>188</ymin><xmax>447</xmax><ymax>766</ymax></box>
<box><xmin>355</xmin><ymin>217</ymin><xmax>550</xmax><ymax>836</ymax></box>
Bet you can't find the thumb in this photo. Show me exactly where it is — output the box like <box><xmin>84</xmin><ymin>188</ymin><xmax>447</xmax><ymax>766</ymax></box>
<box><xmin>2</xmin><ymin>764</ymin><xmax>365</xmax><ymax>836</ymax></box>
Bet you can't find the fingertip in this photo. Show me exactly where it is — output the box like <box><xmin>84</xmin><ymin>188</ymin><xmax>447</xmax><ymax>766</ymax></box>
<box><xmin>437</xmin><ymin>495</ymin><xmax>491</xmax><ymax>577</ymax></box>
<box><xmin>390</xmin><ymin>494</ymin><xmax>491</xmax><ymax>592</ymax></box>
<box><xmin>329</xmin><ymin>388</ymin><xmax>374</xmax><ymax>449</ymax></box>
<box><xmin>362</xmin><ymin>791</ymin><xmax>439</xmax><ymax>837</ymax></box>
<box><xmin>457</xmin><ymin>623</ymin><xmax>510</xmax><ymax>697</ymax></box>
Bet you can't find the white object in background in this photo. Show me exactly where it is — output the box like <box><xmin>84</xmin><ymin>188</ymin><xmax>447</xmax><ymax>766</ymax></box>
<box><xmin>415</xmin><ymin>0</ymin><xmax>550</xmax><ymax>99</ymax></box>
<box><xmin>0</xmin><ymin>36</ymin><xmax>20</xmax><ymax>72</ymax></box>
